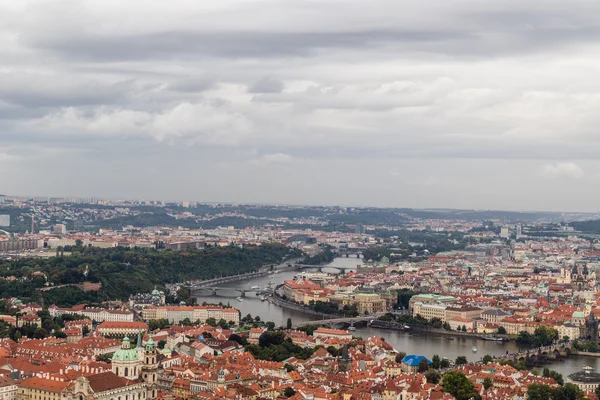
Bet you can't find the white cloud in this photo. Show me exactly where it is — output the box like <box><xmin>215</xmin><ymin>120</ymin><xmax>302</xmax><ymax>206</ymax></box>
<box><xmin>541</xmin><ymin>162</ymin><xmax>585</xmax><ymax>180</ymax></box>
<box><xmin>22</xmin><ymin>102</ymin><xmax>254</xmax><ymax>146</ymax></box>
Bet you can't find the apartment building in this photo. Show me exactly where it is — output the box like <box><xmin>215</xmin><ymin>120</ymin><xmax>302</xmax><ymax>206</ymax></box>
<box><xmin>329</xmin><ymin>293</ymin><xmax>388</xmax><ymax>314</ymax></box>
<box><xmin>0</xmin><ymin>377</ymin><xmax>17</xmax><ymax>400</ymax></box>
<box><xmin>97</xmin><ymin>321</ymin><xmax>149</xmax><ymax>338</ymax></box>
<box><xmin>412</xmin><ymin>303</ymin><xmax>447</xmax><ymax>321</ymax></box>
<box><xmin>49</xmin><ymin>305</ymin><xmax>134</xmax><ymax>322</ymax></box>
<box><xmin>141</xmin><ymin>306</ymin><xmax>239</xmax><ymax>325</ymax></box>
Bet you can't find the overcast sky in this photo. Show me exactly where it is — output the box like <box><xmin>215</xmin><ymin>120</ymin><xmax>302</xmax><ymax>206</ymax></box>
<box><xmin>2</xmin><ymin>0</ymin><xmax>600</xmax><ymax>211</ymax></box>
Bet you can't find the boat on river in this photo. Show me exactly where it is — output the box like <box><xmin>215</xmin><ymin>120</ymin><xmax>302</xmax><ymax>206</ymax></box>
<box><xmin>236</xmin><ymin>296</ymin><xmax>244</xmax><ymax>302</ymax></box>
<box><xmin>478</xmin><ymin>335</ymin><xmax>506</xmax><ymax>342</ymax></box>
<box><xmin>472</xmin><ymin>346</ymin><xmax>477</xmax><ymax>352</ymax></box>
<box><xmin>251</xmin><ymin>285</ymin><xmax>260</xmax><ymax>290</ymax></box>
<box><xmin>259</xmin><ymin>295</ymin><xmax>267</xmax><ymax>301</ymax></box>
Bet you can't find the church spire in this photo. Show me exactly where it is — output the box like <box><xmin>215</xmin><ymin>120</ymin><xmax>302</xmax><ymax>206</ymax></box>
<box><xmin>136</xmin><ymin>329</ymin><xmax>143</xmax><ymax>350</ymax></box>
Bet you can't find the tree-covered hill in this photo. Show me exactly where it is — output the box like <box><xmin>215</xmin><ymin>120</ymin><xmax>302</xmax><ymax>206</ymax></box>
<box><xmin>0</xmin><ymin>243</ymin><xmax>300</xmax><ymax>302</ymax></box>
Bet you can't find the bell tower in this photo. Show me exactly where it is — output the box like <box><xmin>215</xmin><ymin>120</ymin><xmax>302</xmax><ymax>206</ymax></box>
<box><xmin>142</xmin><ymin>335</ymin><xmax>159</xmax><ymax>400</ymax></box>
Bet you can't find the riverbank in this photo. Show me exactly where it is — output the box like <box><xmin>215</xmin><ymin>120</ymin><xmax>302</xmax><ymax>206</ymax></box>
<box><xmin>372</xmin><ymin>320</ymin><xmax>482</xmax><ymax>339</ymax></box>
<box><xmin>571</xmin><ymin>351</ymin><xmax>600</xmax><ymax>357</ymax></box>
<box><xmin>268</xmin><ymin>295</ymin><xmax>345</xmax><ymax>319</ymax></box>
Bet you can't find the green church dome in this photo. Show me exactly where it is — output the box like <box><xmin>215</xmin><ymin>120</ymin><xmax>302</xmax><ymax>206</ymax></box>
<box><xmin>112</xmin><ymin>336</ymin><xmax>139</xmax><ymax>362</ymax></box>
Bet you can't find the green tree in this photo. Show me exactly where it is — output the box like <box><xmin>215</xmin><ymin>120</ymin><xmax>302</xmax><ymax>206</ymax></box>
<box><xmin>562</xmin><ymin>383</ymin><xmax>584</xmax><ymax>400</ymax></box>
<box><xmin>217</xmin><ymin>319</ymin><xmax>229</xmax><ymax>329</ymax></box>
<box><xmin>482</xmin><ymin>354</ymin><xmax>493</xmax><ymax>364</ymax></box>
<box><xmin>157</xmin><ymin>340</ymin><xmax>166</xmax><ymax>349</ymax></box>
<box><xmin>527</xmin><ymin>384</ymin><xmax>552</xmax><ymax>400</ymax></box>
<box><xmin>483</xmin><ymin>377</ymin><xmax>493</xmax><ymax>390</ymax></box>
<box><xmin>395</xmin><ymin>352</ymin><xmax>407</xmax><ymax>363</ymax></box>
<box><xmin>54</xmin><ymin>330</ymin><xmax>67</xmax><ymax>339</ymax></box>
<box><xmin>286</xmin><ymin>318</ymin><xmax>292</xmax><ymax>330</ymax></box>
<box><xmin>205</xmin><ymin>317</ymin><xmax>216</xmax><ymax>327</ymax></box>
<box><xmin>265</xmin><ymin>321</ymin><xmax>276</xmax><ymax>331</ymax></box>
<box><xmin>228</xmin><ymin>334</ymin><xmax>247</xmax><ymax>346</ymax></box>
<box><xmin>327</xmin><ymin>346</ymin><xmax>339</xmax><ymax>357</ymax></box>
<box><xmin>284</xmin><ymin>363</ymin><xmax>294</xmax><ymax>373</ymax></box>
<box><xmin>543</xmin><ymin>367</ymin><xmax>550</xmax><ymax>377</ymax></box>
<box><xmin>418</xmin><ymin>358</ymin><xmax>429</xmax><ymax>373</ymax></box>
<box><xmin>430</xmin><ymin>317</ymin><xmax>443</xmax><ymax>329</ymax></box>
<box><xmin>440</xmin><ymin>358</ymin><xmax>450</xmax><ymax>369</ymax></box>
<box><xmin>549</xmin><ymin>370</ymin><xmax>564</xmax><ymax>386</ymax></box>
<box><xmin>497</xmin><ymin>326</ymin><xmax>507</xmax><ymax>334</ymax></box>
<box><xmin>455</xmin><ymin>356</ymin><xmax>468</xmax><ymax>365</ymax></box>
<box><xmin>242</xmin><ymin>314</ymin><xmax>253</xmax><ymax>324</ymax></box>
<box><xmin>425</xmin><ymin>370</ymin><xmax>441</xmax><ymax>384</ymax></box>
<box><xmin>442</xmin><ymin>371</ymin><xmax>481</xmax><ymax>400</ymax></box>
<box><xmin>431</xmin><ymin>354</ymin><xmax>441</xmax><ymax>369</ymax></box>
<box><xmin>259</xmin><ymin>331</ymin><xmax>285</xmax><ymax>347</ymax></box>
<box><xmin>533</xmin><ymin>325</ymin><xmax>558</xmax><ymax>346</ymax></box>
<box><xmin>33</xmin><ymin>327</ymin><xmax>48</xmax><ymax>339</ymax></box>
<box><xmin>283</xmin><ymin>388</ymin><xmax>296</xmax><ymax>398</ymax></box>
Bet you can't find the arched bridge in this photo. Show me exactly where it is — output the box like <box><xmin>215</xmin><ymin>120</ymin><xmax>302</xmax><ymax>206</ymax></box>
<box><xmin>293</xmin><ymin>313</ymin><xmax>385</xmax><ymax>329</ymax></box>
<box><xmin>333</xmin><ymin>248</ymin><xmax>364</xmax><ymax>258</ymax></box>
<box><xmin>295</xmin><ymin>264</ymin><xmax>356</xmax><ymax>274</ymax></box>
<box><xmin>483</xmin><ymin>342</ymin><xmax>573</xmax><ymax>364</ymax></box>
<box><xmin>192</xmin><ymin>286</ymin><xmax>271</xmax><ymax>297</ymax></box>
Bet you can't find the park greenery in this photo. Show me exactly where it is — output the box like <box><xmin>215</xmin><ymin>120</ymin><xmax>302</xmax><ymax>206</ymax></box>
<box><xmin>0</xmin><ymin>300</ymin><xmax>89</xmax><ymax>341</ymax></box>
<box><xmin>441</xmin><ymin>371</ymin><xmax>481</xmax><ymax>400</ymax></box>
<box><xmin>527</xmin><ymin>383</ymin><xmax>583</xmax><ymax>400</ymax></box>
<box><xmin>306</xmin><ymin>300</ymin><xmax>358</xmax><ymax>317</ymax></box>
<box><xmin>0</xmin><ymin>243</ymin><xmax>299</xmax><ymax>304</ymax></box>
<box><xmin>245</xmin><ymin>331</ymin><xmax>315</xmax><ymax>362</ymax></box>
<box><xmin>300</xmin><ymin>247</ymin><xmax>336</xmax><ymax>265</ymax></box>
<box><xmin>573</xmin><ymin>339</ymin><xmax>599</xmax><ymax>353</ymax></box>
<box><xmin>515</xmin><ymin>326</ymin><xmax>558</xmax><ymax>347</ymax></box>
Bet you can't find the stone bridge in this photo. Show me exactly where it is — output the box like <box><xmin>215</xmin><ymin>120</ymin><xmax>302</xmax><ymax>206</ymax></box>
<box><xmin>487</xmin><ymin>342</ymin><xmax>573</xmax><ymax>364</ymax></box>
<box><xmin>293</xmin><ymin>313</ymin><xmax>386</xmax><ymax>329</ymax></box>
<box><xmin>295</xmin><ymin>264</ymin><xmax>356</xmax><ymax>274</ymax></box>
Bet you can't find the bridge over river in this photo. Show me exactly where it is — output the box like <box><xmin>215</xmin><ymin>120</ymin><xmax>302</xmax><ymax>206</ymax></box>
<box><xmin>293</xmin><ymin>314</ymin><xmax>385</xmax><ymax>329</ymax></box>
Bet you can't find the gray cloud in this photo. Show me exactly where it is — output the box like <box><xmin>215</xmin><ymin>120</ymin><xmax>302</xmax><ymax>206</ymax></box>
<box><xmin>249</xmin><ymin>76</ymin><xmax>284</xmax><ymax>94</ymax></box>
<box><xmin>2</xmin><ymin>0</ymin><xmax>600</xmax><ymax>210</ymax></box>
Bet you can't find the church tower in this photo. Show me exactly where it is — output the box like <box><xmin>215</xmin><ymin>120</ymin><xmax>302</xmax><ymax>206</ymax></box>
<box><xmin>338</xmin><ymin>344</ymin><xmax>352</xmax><ymax>373</ymax></box>
<box><xmin>142</xmin><ymin>335</ymin><xmax>159</xmax><ymax>400</ymax></box>
<box><xmin>112</xmin><ymin>337</ymin><xmax>141</xmax><ymax>380</ymax></box>
<box><xmin>585</xmin><ymin>311</ymin><xmax>599</xmax><ymax>343</ymax></box>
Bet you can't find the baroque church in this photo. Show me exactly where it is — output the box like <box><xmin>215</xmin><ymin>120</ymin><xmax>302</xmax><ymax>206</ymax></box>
<box><xmin>63</xmin><ymin>334</ymin><xmax>159</xmax><ymax>400</ymax></box>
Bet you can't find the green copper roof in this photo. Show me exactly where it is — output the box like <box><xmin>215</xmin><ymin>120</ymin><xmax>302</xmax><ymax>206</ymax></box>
<box><xmin>112</xmin><ymin>336</ymin><xmax>139</xmax><ymax>362</ymax></box>
<box><xmin>145</xmin><ymin>335</ymin><xmax>156</xmax><ymax>351</ymax></box>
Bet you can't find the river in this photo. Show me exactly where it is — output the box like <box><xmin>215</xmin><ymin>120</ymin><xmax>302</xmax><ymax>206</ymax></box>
<box><xmin>193</xmin><ymin>257</ymin><xmax>596</xmax><ymax>377</ymax></box>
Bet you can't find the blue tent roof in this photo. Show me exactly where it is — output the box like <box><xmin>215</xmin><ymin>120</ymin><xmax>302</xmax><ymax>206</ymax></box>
<box><xmin>401</xmin><ymin>355</ymin><xmax>432</xmax><ymax>367</ymax></box>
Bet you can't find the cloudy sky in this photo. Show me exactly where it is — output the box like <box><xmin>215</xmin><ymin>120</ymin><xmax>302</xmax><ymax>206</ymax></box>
<box><xmin>1</xmin><ymin>0</ymin><xmax>600</xmax><ymax>211</ymax></box>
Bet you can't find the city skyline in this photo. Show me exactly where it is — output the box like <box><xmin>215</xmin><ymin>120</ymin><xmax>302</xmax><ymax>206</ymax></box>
<box><xmin>2</xmin><ymin>1</ymin><xmax>600</xmax><ymax>211</ymax></box>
